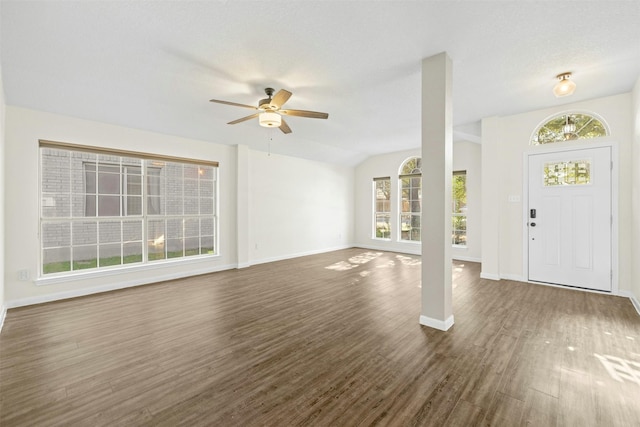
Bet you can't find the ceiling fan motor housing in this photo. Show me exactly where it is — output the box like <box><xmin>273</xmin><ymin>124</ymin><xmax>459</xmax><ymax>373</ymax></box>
<box><xmin>258</xmin><ymin>98</ymin><xmax>273</xmax><ymax>110</ymax></box>
<box><xmin>259</xmin><ymin>87</ymin><xmax>276</xmax><ymax>110</ymax></box>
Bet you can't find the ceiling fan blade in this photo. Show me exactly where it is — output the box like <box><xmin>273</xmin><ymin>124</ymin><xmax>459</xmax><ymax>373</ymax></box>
<box><xmin>228</xmin><ymin>113</ymin><xmax>259</xmax><ymax>125</ymax></box>
<box><xmin>279</xmin><ymin>118</ymin><xmax>292</xmax><ymax>134</ymax></box>
<box><xmin>280</xmin><ymin>109</ymin><xmax>329</xmax><ymax>119</ymax></box>
<box><xmin>270</xmin><ymin>89</ymin><xmax>292</xmax><ymax>109</ymax></box>
<box><xmin>210</xmin><ymin>99</ymin><xmax>257</xmax><ymax>110</ymax></box>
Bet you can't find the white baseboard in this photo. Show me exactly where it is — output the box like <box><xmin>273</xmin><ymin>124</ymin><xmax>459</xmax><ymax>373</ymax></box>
<box><xmin>618</xmin><ymin>290</ymin><xmax>640</xmax><ymax>317</ymax></box>
<box><xmin>500</xmin><ymin>273</ymin><xmax>525</xmax><ymax>282</ymax></box>
<box><xmin>6</xmin><ymin>262</ymin><xmax>238</xmax><ymax>309</ymax></box>
<box><xmin>451</xmin><ymin>255</ymin><xmax>482</xmax><ymax>263</ymax></box>
<box><xmin>355</xmin><ymin>243</ymin><xmax>421</xmax><ymax>256</ymax></box>
<box><xmin>419</xmin><ymin>314</ymin><xmax>454</xmax><ymax>331</ymax></box>
<box><xmin>481</xmin><ymin>272</ymin><xmax>525</xmax><ymax>281</ymax></box>
<box><xmin>0</xmin><ymin>305</ymin><xmax>6</xmax><ymax>334</ymax></box>
<box><xmin>480</xmin><ymin>272</ymin><xmax>500</xmax><ymax>281</ymax></box>
<box><xmin>250</xmin><ymin>245</ymin><xmax>353</xmax><ymax>266</ymax></box>
<box><xmin>631</xmin><ymin>294</ymin><xmax>640</xmax><ymax>317</ymax></box>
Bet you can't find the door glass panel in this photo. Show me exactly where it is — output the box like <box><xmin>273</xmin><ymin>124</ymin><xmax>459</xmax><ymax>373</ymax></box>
<box><xmin>543</xmin><ymin>160</ymin><xmax>591</xmax><ymax>186</ymax></box>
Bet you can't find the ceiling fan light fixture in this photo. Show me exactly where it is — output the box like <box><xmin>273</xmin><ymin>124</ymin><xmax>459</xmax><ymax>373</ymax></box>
<box><xmin>259</xmin><ymin>111</ymin><xmax>281</xmax><ymax>128</ymax></box>
<box><xmin>553</xmin><ymin>72</ymin><xmax>576</xmax><ymax>97</ymax></box>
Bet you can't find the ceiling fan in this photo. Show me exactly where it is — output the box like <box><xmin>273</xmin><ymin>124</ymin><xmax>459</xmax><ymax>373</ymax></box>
<box><xmin>209</xmin><ymin>87</ymin><xmax>328</xmax><ymax>134</ymax></box>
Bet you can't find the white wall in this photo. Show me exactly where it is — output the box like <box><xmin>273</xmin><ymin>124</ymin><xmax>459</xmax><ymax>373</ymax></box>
<box><xmin>248</xmin><ymin>150</ymin><xmax>354</xmax><ymax>264</ymax></box>
<box><xmin>481</xmin><ymin>93</ymin><xmax>633</xmax><ymax>293</ymax></box>
<box><xmin>631</xmin><ymin>77</ymin><xmax>640</xmax><ymax>311</ymax></box>
<box><xmin>4</xmin><ymin>107</ymin><xmax>355</xmax><ymax>308</ymax></box>
<box><xmin>0</xmin><ymin>56</ymin><xmax>6</xmax><ymax>330</ymax></box>
<box><xmin>353</xmin><ymin>142</ymin><xmax>481</xmax><ymax>260</ymax></box>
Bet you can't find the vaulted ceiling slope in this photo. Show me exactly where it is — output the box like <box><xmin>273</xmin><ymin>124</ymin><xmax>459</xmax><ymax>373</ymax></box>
<box><xmin>2</xmin><ymin>1</ymin><xmax>639</xmax><ymax>165</ymax></box>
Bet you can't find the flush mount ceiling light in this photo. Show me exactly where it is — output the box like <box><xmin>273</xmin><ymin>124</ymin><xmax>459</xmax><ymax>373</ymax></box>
<box><xmin>553</xmin><ymin>72</ymin><xmax>576</xmax><ymax>97</ymax></box>
<box><xmin>259</xmin><ymin>111</ymin><xmax>282</xmax><ymax>128</ymax></box>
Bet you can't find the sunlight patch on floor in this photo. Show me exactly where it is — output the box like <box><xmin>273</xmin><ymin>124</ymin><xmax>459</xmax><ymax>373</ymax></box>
<box><xmin>395</xmin><ymin>254</ymin><xmax>421</xmax><ymax>266</ymax></box>
<box><xmin>325</xmin><ymin>252</ymin><xmax>382</xmax><ymax>271</ymax></box>
<box><xmin>349</xmin><ymin>252</ymin><xmax>382</xmax><ymax>264</ymax></box>
<box><xmin>325</xmin><ymin>261</ymin><xmax>357</xmax><ymax>271</ymax></box>
<box><xmin>376</xmin><ymin>260</ymin><xmax>396</xmax><ymax>269</ymax></box>
<box><xmin>594</xmin><ymin>353</ymin><xmax>640</xmax><ymax>386</ymax></box>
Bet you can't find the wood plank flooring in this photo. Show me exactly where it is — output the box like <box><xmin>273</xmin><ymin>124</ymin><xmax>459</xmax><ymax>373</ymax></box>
<box><xmin>1</xmin><ymin>248</ymin><xmax>639</xmax><ymax>426</ymax></box>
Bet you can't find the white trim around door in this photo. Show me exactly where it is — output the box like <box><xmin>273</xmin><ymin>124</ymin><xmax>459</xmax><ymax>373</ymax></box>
<box><xmin>522</xmin><ymin>140</ymin><xmax>619</xmax><ymax>295</ymax></box>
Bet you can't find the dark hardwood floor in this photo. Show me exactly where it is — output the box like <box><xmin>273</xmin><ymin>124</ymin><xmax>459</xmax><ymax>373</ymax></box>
<box><xmin>1</xmin><ymin>248</ymin><xmax>639</xmax><ymax>426</ymax></box>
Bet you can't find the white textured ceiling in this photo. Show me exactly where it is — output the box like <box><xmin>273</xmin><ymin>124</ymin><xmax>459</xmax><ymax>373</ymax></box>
<box><xmin>2</xmin><ymin>1</ymin><xmax>639</xmax><ymax>165</ymax></box>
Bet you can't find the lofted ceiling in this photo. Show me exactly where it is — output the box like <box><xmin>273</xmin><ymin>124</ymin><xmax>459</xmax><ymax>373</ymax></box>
<box><xmin>1</xmin><ymin>1</ymin><xmax>639</xmax><ymax>165</ymax></box>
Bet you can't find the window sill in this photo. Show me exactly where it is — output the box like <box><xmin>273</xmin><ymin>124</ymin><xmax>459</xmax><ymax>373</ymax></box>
<box><xmin>452</xmin><ymin>244</ymin><xmax>468</xmax><ymax>249</ymax></box>
<box><xmin>35</xmin><ymin>254</ymin><xmax>220</xmax><ymax>286</ymax></box>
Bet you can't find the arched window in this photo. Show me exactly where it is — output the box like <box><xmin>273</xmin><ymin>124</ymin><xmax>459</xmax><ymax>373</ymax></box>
<box><xmin>531</xmin><ymin>112</ymin><xmax>609</xmax><ymax>145</ymax></box>
<box><xmin>399</xmin><ymin>157</ymin><xmax>421</xmax><ymax>242</ymax></box>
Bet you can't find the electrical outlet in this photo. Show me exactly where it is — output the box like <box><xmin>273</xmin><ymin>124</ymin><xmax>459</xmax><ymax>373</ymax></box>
<box><xmin>18</xmin><ymin>269</ymin><xmax>30</xmax><ymax>281</ymax></box>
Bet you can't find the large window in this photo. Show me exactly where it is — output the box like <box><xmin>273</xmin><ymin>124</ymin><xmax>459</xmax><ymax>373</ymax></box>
<box><xmin>373</xmin><ymin>177</ymin><xmax>391</xmax><ymax>239</ymax></box>
<box><xmin>399</xmin><ymin>157</ymin><xmax>421</xmax><ymax>242</ymax></box>
<box><xmin>452</xmin><ymin>171</ymin><xmax>467</xmax><ymax>246</ymax></box>
<box><xmin>40</xmin><ymin>141</ymin><xmax>218</xmax><ymax>275</ymax></box>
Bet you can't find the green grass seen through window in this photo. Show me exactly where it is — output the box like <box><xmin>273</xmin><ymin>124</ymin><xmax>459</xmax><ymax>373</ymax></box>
<box><xmin>42</xmin><ymin>249</ymin><xmax>215</xmax><ymax>274</ymax></box>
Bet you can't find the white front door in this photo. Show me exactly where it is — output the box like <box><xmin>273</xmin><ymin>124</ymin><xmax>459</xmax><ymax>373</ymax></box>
<box><xmin>527</xmin><ymin>147</ymin><xmax>611</xmax><ymax>291</ymax></box>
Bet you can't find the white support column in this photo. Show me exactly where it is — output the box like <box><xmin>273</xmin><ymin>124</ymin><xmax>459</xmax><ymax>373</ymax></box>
<box><xmin>480</xmin><ymin>117</ymin><xmax>501</xmax><ymax>280</ymax></box>
<box><xmin>420</xmin><ymin>52</ymin><xmax>454</xmax><ymax>331</ymax></box>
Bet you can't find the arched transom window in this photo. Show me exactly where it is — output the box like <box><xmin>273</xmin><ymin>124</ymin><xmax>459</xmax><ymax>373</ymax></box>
<box><xmin>531</xmin><ymin>112</ymin><xmax>609</xmax><ymax>145</ymax></box>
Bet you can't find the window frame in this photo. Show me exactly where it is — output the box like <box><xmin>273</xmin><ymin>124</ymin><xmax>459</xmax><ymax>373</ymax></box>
<box><xmin>399</xmin><ymin>157</ymin><xmax>422</xmax><ymax>243</ymax></box>
<box><xmin>38</xmin><ymin>140</ymin><xmax>219</xmax><ymax>279</ymax></box>
<box><xmin>373</xmin><ymin>177</ymin><xmax>391</xmax><ymax>240</ymax></box>
<box><xmin>81</xmin><ymin>161</ymin><xmax>147</xmax><ymax>217</ymax></box>
<box><xmin>452</xmin><ymin>170</ymin><xmax>467</xmax><ymax>247</ymax></box>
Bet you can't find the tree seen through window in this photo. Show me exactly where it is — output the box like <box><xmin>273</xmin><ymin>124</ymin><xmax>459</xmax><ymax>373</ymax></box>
<box><xmin>452</xmin><ymin>171</ymin><xmax>467</xmax><ymax>246</ymax></box>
